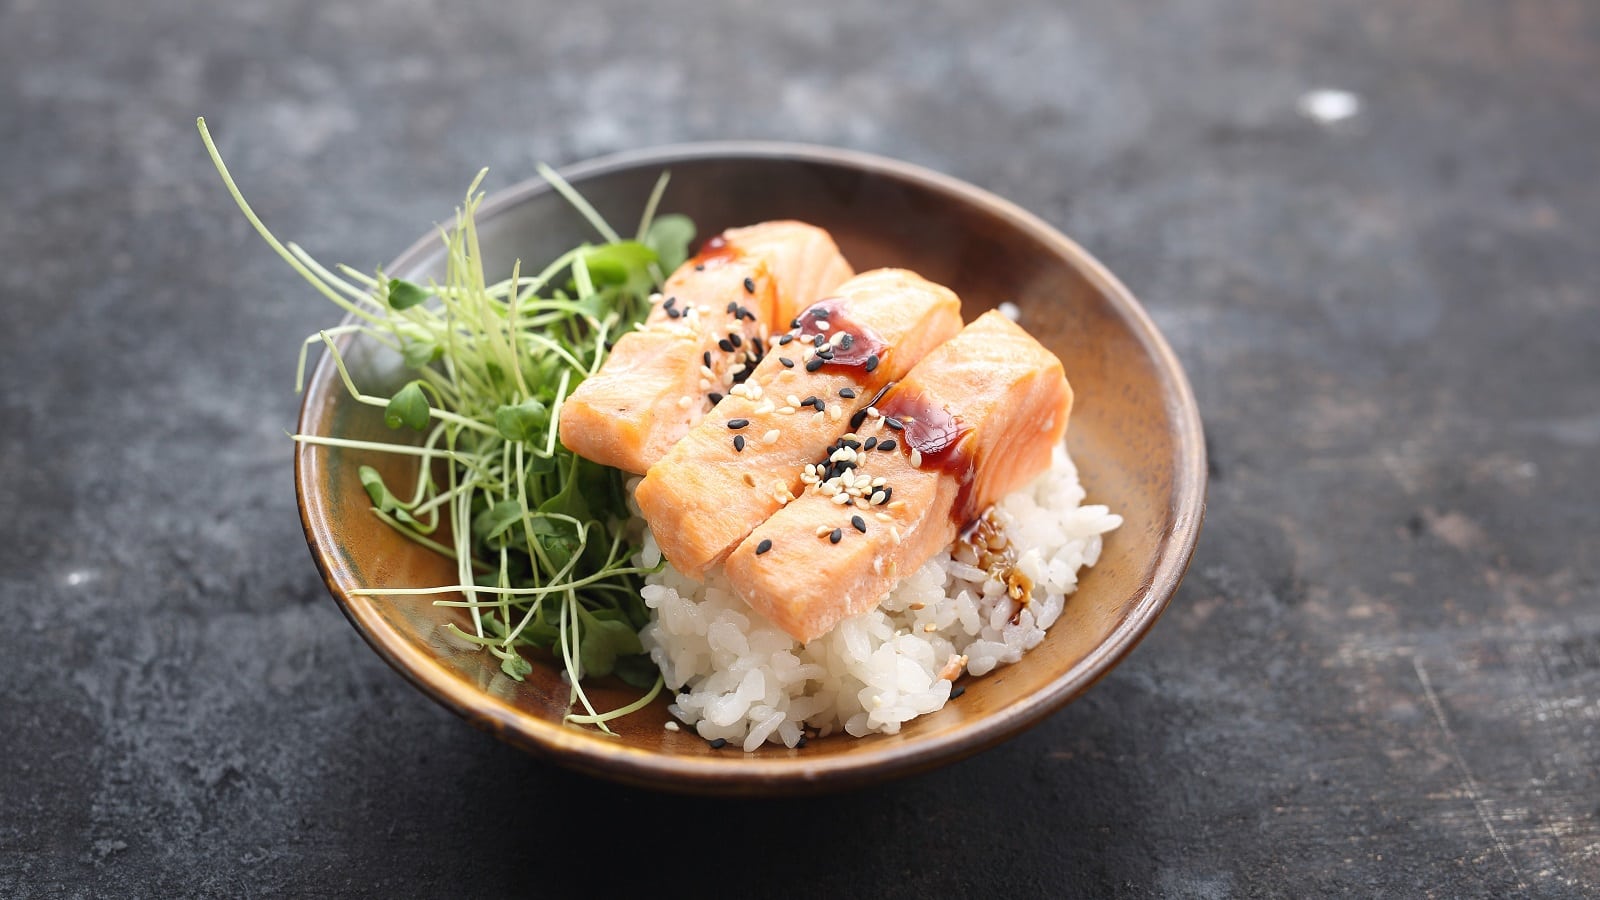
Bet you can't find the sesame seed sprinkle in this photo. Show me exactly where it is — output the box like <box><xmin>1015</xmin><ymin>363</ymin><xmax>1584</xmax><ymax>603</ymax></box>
<box><xmin>815</xmin><ymin>320</ymin><xmax>830</xmax><ymax>331</ymax></box>
<box><xmin>878</xmin><ymin>439</ymin><xmax>897</xmax><ymax>452</ymax></box>
<box><xmin>851</xmin><ymin>515</ymin><xmax>867</xmax><ymax>533</ymax></box>
<box><xmin>884</xmin><ymin>417</ymin><xmax>904</xmax><ymax>431</ymax></box>
<box><xmin>677</xmin><ymin>395</ymin><xmax>692</xmax><ymax>409</ymax></box>
<box><xmin>727</xmin><ymin>418</ymin><xmax>749</xmax><ymax>429</ymax></box>
<box><xmin>839</xmin><ymin>387</ymin><xmax>857</xmax><ymax>399</ymax></box>
<box><xmin>762</xmin><ymin>429</ymin><xmax>780</xmax><ymax>444</ymax></box>
<box><xmin>805</xmin><ymin>358</ymin><xmax>824</xmax><ymax>372</ymax></box>
<box><xmin>849</xmin><ymin>409</ymin><xmax>868</xmax><ymax>429</ymax></box>
<box><xmin>756</xmin><ymin>539</ymin><xmax>773</xmax><ymax>555</ymax></box>
<box><xmin>816</xmin><ymin>525</ymin><xmax>832</xmax><ymax>538</ymax></box>
<box><xmin>708</xmin><ymin>392</ymin><xmax>724</xmax><ymax>404</ymax></box>
<box><xmin>777</xmin><ymin>334</ymin><xmax>794</xmax><ymax>346</ymax></box>
<box><xmin>910</xmin><ymin>448</ymin><xmax>923</xmax><ymax>467</ymax></box>
<box><xmin>780</xmin><ymin>357</ymin><xmax>795</xmax><ymax>368</ymax></box>
<box><xmin>718</xmin><ymin>338</ymin><xmax>734</xmax><ymax>353</ymax></box>
<box><xmin>829</xmin><ymin>528</ymin><xmax>842</xmax><ymax>544</ymax></box>
<box><xmin>743</xmin><ymin>277</ymin><xmax>756</xmax><ymax>294</ymax></box>
<box><xmin>865</xmin><ymin>355</ymin><xmax>880</xmax><ymax>372</ymax></box>
<box><xmin>733</xmin><ymin>435</ymin><xmax>745</xmax><ymax>451</ymax></box>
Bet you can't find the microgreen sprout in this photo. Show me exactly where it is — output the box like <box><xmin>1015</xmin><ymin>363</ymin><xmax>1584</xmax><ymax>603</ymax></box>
<box><xmin>199</xmin><ymin>117</ymin><xmax>693</xmax><ymax>731</ymax></box>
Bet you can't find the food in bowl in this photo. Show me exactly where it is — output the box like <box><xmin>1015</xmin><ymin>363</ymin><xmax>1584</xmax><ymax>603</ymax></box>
<box><xmin>201</xmin><ymin>119</ymin><xmax>1120</xmax><ymax>751</ymax></box>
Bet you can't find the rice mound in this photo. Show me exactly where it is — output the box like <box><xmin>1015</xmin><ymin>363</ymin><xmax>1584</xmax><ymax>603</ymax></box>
<box><xmin>631</xmin><ymin>444</ymin><xmax>1121</xmax><ymax>751</ymax></box>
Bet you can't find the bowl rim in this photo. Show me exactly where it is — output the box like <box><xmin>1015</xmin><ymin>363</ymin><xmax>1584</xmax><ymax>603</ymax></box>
<box><xmin>296</xmin><ymin>140</ymin><xmax>1207</xmax><ymax>793</ymax></box>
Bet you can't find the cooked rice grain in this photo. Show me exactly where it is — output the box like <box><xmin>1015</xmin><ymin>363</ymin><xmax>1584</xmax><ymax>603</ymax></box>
<box><xmin>633</xmin><ymin>444</ymin><xmax>1120</xmax><ymax>751</ymax></box>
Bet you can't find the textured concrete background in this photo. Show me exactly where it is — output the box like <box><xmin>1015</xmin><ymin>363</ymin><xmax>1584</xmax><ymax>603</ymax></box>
<box><xmin>2</xmin><ymin>0</ymin><xmax>1597</xmax><ymax>896</ymax></box>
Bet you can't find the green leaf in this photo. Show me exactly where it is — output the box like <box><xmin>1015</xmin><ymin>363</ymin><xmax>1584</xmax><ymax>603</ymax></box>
<box><xmin>614</xmin><ymin>654</ymin><xmax>658</xmax><ymax>689</ymax></box>
<box><xmin>384</xmin><ymin>381</ymin><xmax>430</xmax><ymax>431</ymax></box>
<box><xmin>494</xmin><ymin>397</ymin><xmax>549</xmax><ymax>443</ymax></box>
<box><xmin>523</xmin><ymin>452</ymin><xmax>558</xmax><ymax>476</ymax></box>
<box><xmin>400</xmin><ymin>336</ymin><xmax>442</xmax><ymax>369</ymax></box>
<box><xmin>471</xmin><ymin>500</ymin><xmax>524</xmax><ymax>545</ymax></box>
<box><xmin>581</xmin><ymin>241</ymin><xmax>657</xmax><ymax>288</ymax></box>
<box><xmin>576</xmin><ymin>607</ymin><xmax>643</xmax><ymax>678</ymax></box>
<box><xmin>387</xmin><ymin>278</ymin><xmax>430</xmax><ymax>310</ymax></box>
<box><xmin>645</xmin><ymin>214</ymin><xmax>695</xmax><ymax>273</ymax></box>
<box><xmin>500</xmin><ymin>652</ymin><xmax>533</xmax><ymax>681</ymax></box>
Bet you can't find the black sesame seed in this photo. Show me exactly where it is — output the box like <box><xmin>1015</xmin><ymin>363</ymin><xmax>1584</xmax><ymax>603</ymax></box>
<box><xmin>756</xmin><ymin>539</ymin><xmax>773</xmax><ymax>555</ymax></box>
<box><xmin>796</xmin><ymin>735</ymin><xmax>808</xmax><ymax>748</ymax></box>
<box><xmin>865</xmin><ymin>354</ymin><xmax>880</xmax><ymax>373</ymax></box>
<box><xmin>727</xmin><ymin>418</ymin><xmax>750</xmax><ymax>429</ymax></box>
<box><xmin>863</xmin><ymin>436</ymin><xmax>878</xmax><ymax>450</ymax></box>
<box><xmin>790</xmin><ymin>318</ymin><xmax>801</xmax><ymax>329</ymax></box>
<box><xmin>802</xmin><ymin>396</ymin><xmax>818</xmax><ymax>408</ymax></box>
<box><xmin>842</xmin><ymin>438</ymin><xmax>860</xmax><ymax>450</ymax></box>
<box><xmin>743</xmin><ymin>277</ymin><xmax>756</xmax><ymax>294</ymax></box>
<box><xmin>667</xmin><ymin>308</ymin><xmax>681</xmax><ymax>319</ymax></box>
<box><xmin>702</xmin><ymin>351</ymin><xmax>712</xmax><ymax>367</ymax></box>
<box><xmin>730</xmin><ymin>333</ymin><xmax>742</xmax><ymax>348</ymax></box>
<box><xmin>812</xmin><ymin>307</ymin><xmax>830</xmax><ymax>319</ymax></box>
<box><xmin>726</xmin><ymin>301</ymin><xmax>738</xmax><ymax>314</ymax></box>
<box><xmin>884</xmin><ymin>417</ymin><xmax>904</xmax><ymax>431</ymax></box>
<box><xmin>733</xmin><ymin>435</ymin><xmax>745</xmax><ymax>451</ymax></box>
<box><xmin>718</xmin><ymin>339</ymin><xmax>734</xmax><ymax>353</ymax></box>
<box><xmin>949</xmin><ymin>685</ymin><xmax>966</xmax><ymax>700</ymax></box>
<box><xmin>829</xmin><ymin>528</ymin><xmax>842</xmax><ymax>544</ymax></box>
<box><xmin>709</xmin><ymin>738</ymin><xmax>728</xmax><ymax>749</ymax></box>
<box><xmin>708</xmin><ymin>392</ymin><xmax>724</xmax><ymax>404</ymax></box>
<box><xmin>839</xmin><ymin>333</ymin><xmax>854</xmax><ymax>350</ymax></box>
<box><xmin>665</xmin><ymin>296</ymin><xmax>677</xmax><ymax>309</ymax></box>
<box><xmin>881</xmin><ymin>486</ymin><xmax>893</xmax><ymax>502</ymax></box>
<box><xmin>813</xmin><ymin>334</ymin><xmax>827</xmax><ymax>347</ymax></box>
<box><xmin>779</xmin><ymin>357</ymin><xmax>795</xmax><ymax>368</ymax></box>
<box><xmin>849</xmin><ymin>409</ymin><xmax>869</xmax><ymax>429</ymax></box>
<box><xmin>817</xmin><ymin>348</ymin><xmax>834</xmax><ymax>360</ymax></box>
<box><xmin>805</xmin><ymin>358</ymin><xmax>824</xmax><ymax>372</ymax></box>
<box><xmin>878</xmin><ymin>439</ymin><xmax>897</xmax><ymax>452</ymax></box>
<box><xmin>851</xmin><ymin>515</ymin><xmax>866</xmax><ymax>533</ymax></box>
<box><xmin>778</xmin><ymin>334</ymin><xmax>794</xmax><ymax>346</ymax></box>
<box><xmin>694</xmin><ymin>263</ymin><xmax>705</xmax><ymax>271</ymax></box>
<box><xmin>839</xmin><ymin>387</ymin><xmax>857</xmax><ymax>399</ymax></box>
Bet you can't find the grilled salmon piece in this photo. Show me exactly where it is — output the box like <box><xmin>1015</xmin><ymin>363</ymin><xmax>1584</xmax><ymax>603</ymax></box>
<box><xmin>724</xmin><ymin>310</ymin><xmax>1072</xmax><ymax>643</ymax></box>
<box><xmin>558</xmin><ymin>221</ymin><xmax>852</xmax><ymax>474</ymax></box>
<box><xmin>635</xmin><ymin>269</ymin><xmax>963</xmax><ymax>580</ymax></box>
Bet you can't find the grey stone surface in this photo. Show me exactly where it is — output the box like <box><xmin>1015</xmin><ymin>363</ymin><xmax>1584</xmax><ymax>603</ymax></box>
<box><xmin>2</xmin><ymin>0</ymin><xmax>1597</xmax><ymax>896</ymax></box>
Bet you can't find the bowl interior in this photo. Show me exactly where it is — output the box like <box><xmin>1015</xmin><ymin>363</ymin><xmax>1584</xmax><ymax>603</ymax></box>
<box><xmin>296</xmin><ymin>144</ymin><xmax>1205</xmax><ymax>794</ymax></box>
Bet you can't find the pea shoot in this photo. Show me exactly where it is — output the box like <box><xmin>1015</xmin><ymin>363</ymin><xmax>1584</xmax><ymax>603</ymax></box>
<box><xmin>198</xmin><ymin>117</ymin><xmax>692</xmax><ymax>732</ymax></box>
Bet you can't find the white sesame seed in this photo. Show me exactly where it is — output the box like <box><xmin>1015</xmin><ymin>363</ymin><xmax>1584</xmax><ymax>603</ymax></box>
<box><xmin>677</xmin><ymin>395</ymin><xmax>692</xmax><ymax>409</ymax></box>
<box><xmin>698</xmin><ymin>379</ymin><xmax>711</xmax><ymax>391</ymax></box>
<box><xmin>831</xmin><ymin>492</ymin><xmax>851</xmax><ymax>506</ymax></box>
<box><xmin>649</xmin><ymin>292</ymin><xmax>664</xmax><ymax>303</ymax></box>
<box><xmin>828</xmin><ymin>405</ymin><xmax>842</xmax><ymax>422</ymax></box>
<box><xmin>870</xmin><ymin>491</ymin><xmax>886</xmax><ymax>505</ymax></box>
<box><xmin>786</xmin><ymin>394</ymin><xmax>801</xmax><ymax>407</ymax></box>
<box><xmin>731</xmin><ymin>363</ymin><xmax>746</xmax><ymax>375</ymax></box>
<box><xmin>888</xmin><ymin>500</ymin><xmax>907</xmax><ymax>511</ymax></box>
<box><xmin>866</xmin><ymin>406</ymin><xmax>880</xmax><ymax>418</ymax></box>
<box><xmin>730</xmin><ymin>384</ymin><xmax>749</xmax><ymax>399</ymax></box>
<box><xmin>664</xmin><ymin>720</ymin><xmax>680</xmax><ymax>732</ymax></box>
<box><xmin>829</xmin><ymin>331</ymin><xmax>847</xmax><ymax>346</ymax></box>
<box><xmin>816</xmin><ymin>525</ymin><xmax>832</xmax><ymax>538</ymax></box>
<box><xmin>816</xmin><ymin>320</ymin><xmax>831</xmax><ymax>331</ymax></box>
<box><xmin>890</xmin><ymin>526</ymin><xmax>902</xmax><ymax>545</ymax></box>
<box><xmin>700</xmin><ymin>365</ymin><xmax>715</xmax><ymax>379</ymax></box>
<box><xmin>812</xmin><ymin>411</ymin><xmax>825</xmax><ymax>423</ymax></box>
<box><xmin>762</xmin><ymin>429</ymin><xmax>780</xmax><ymax>445</ymax></box>
<box><xmin>872</xmin><ymin>558</ymin><xmax>883</xmax><ymax>575</ymax></box>
<box><xmin>755</xmin><ymin>401</ymin><xmax>775</xmax><ymax>415</ymax></box>
<box><xmin>871</xmin><ymin>476</ymin><xmax>886</xmax><ymax>487</ymax></box>
<box><xmin>802</xmin><ymin>346</ymin><xmax>816</xmax><ymax>361</ymax></box>
<box><xmin>910</xmin><ymin>448</ymin><xmax>923</xmax><ymax>468</ymax></box>
<box><xmin>875</xmin><ymin>512</ymin><xmax>892</xmax><ymax>522</ymax></box>
<box><xmin>748</xmin><ymin>384</ymin><xmax>763</xmax><ymax>400</ymax></box>
<box><xmin>779</xmin><ymin>406</ymin><xmax>796</xmax><ymax>415</ymax></box>
<box><xmin>820</xmin><ymin>481</ymin><xmax>839</xmax><ymax>496</ymax></box>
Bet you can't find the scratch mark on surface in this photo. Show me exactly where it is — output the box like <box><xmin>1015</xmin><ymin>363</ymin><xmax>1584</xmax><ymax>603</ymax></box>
<box><xmin>1414</xmin><ymin>656</ymin><xmax>1531</xmax><ymax>893</ymax></box>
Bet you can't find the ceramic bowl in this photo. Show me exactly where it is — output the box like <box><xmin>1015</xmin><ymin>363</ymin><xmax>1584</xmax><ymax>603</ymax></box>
<box><xmin>296</xmin><ymin>143</ymin><xmax>1205</xmax><ymax>795</ymax></box>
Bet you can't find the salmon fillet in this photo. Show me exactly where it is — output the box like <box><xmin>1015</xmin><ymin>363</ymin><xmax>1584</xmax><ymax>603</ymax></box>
<box><xmin>558</xmin><ymin>221</ymin><xmax>853</xmax><ymax>474</ymax></box>
<box><xmin>724</xmin><ymin>310</ymin><xmax>1073</xmax><ymax>643</ymax></box>
<box><xmin>635</xmin><ymin>269</ymin><xmax>964</xmax><ymax>580</ymax></box>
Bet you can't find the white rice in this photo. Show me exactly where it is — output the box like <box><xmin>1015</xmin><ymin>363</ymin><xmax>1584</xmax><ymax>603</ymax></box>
<box><xmin>632</xmin><ymin>444</ymin><xmax>1121</xmax><ymax>751</ymax></box>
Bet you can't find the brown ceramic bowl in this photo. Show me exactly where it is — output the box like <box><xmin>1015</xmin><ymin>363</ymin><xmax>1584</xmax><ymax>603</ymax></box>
<box><xmin>296</xmin><ymin>143</ymin><xmax>1205</xmax><ymax>795</ymax></box>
